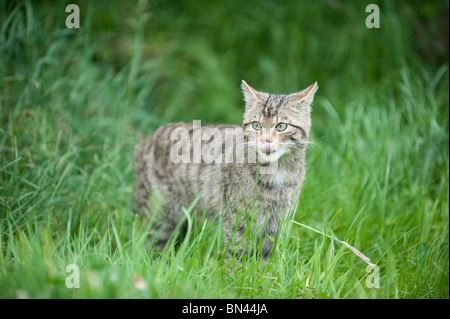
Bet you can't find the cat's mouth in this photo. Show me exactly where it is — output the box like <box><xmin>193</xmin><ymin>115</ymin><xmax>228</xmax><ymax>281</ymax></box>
<box><xmin>257</xmin><ymin>146</ymin><xmax>283</xmax><ymax>163</ymax></box>
<box><xmin>250</xmin><ymin>141</ymin><xmax>289</xmax><ymax>163</ymax></box>
<box><xmin>262</xmin><ymin>148</ymin><xmax>276</xmax><ymax>156</ymax></box>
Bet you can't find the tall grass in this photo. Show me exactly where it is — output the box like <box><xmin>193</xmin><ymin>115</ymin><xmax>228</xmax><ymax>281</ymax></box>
<box><xmin>0</xmin><ymin>0</ymin><xmax>448</xmax><ymax>298</ymax></box>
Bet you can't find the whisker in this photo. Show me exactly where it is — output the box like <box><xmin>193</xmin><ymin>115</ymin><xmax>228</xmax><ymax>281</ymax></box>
<box><xmin>237</xmin><ymin>141</ymin><xmax>256</xmax><ymax>149</ymax></box>
<box><xmin>283</xmin><ymin>140</ymin><xmax>314</xmax><ymax>147</ymax></box>
<box><xmin>239</xmin><ymin>142</ymin><xmax>256</xmax><ymax>146</ymax></box>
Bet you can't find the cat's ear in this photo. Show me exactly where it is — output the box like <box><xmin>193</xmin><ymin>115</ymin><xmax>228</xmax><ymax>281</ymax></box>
<box><xmin>241</xmin><ymin>80</ymin><xmax>262</xmax><ymax>106</ymax></box>
<box><xmin>290</xmin><ymin>82</ymin><xmax>318</xmax><ymax>108</ymax></box>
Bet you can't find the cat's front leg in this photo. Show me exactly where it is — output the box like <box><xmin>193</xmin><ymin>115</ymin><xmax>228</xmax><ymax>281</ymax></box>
<box><xmin>222</xmin><ymin>215</ymin><xmax>275</xmax><ymax>275</ymax></box>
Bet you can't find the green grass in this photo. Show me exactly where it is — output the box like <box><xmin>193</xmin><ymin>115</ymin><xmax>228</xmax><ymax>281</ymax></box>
<box><xmin>0</xmin><ymin>0</ymin><xmax>448</xmax><ymax>298</ymax></box>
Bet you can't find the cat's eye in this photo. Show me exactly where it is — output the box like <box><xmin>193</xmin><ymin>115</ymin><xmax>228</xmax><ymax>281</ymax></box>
<box><xmin>275</xmin><ymin>123</ymin><xmax>288</xmax><ymax>132</ymax></box>
<box><xmin>252</xmin><ymin>121</ymin><xmax>262</xmax><ymax>131</ymax></box>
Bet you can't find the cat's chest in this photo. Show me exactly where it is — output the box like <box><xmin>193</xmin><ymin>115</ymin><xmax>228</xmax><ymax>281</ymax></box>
<box><xmin>259</xmin><ymin>168</ymin><xmax>296</xmax><ymax>190</ymax></box>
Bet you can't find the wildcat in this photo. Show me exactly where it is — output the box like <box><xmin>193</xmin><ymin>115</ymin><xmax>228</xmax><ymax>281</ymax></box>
<box><xmin>134</xmin><ymin>80</ymin><xmax>317</xmax><ymax>265</ymax></box>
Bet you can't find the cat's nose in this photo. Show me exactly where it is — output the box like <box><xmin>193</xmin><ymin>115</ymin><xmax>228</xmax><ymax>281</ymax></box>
<box><xmin>260</xmin><ymin>139</ymin><xmax>272</xmax><ymax>144</ymax></box>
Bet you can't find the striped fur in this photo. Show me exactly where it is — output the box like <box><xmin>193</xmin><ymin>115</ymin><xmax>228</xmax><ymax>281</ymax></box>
<box><xmin>134</xmin><ymin>80</ymin><xmax>318</xmax><ymax>267</ymax></box>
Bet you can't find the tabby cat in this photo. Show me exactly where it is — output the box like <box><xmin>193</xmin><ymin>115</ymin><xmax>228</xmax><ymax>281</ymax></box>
<box><xmin>134</xmin><ymin>80</ymin><xmax>318</xmax><ymax>265</ymax></box>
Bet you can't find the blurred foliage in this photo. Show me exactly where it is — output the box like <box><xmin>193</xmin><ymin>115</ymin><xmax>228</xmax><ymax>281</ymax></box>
<box><xmin>1</xmin><ymin>0</ymin><xmax>448</xmax><ymax>125</ymax></box>
<box><xmin>0</xmin><ymin>0</ymin><xmax>448</xmax><ymax>299</ymax></box>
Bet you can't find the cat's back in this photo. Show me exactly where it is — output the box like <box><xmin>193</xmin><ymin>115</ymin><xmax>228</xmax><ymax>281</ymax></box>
<box><xmin>134</xmin><ymin>121</ymin><xmax>242</xmax><ymax>214</ymax></box>
<box><xmin>135</xmin><ymin>121</ymin><xmax>243</xmax><ymax>183</ymax></box>
<box><xmin>136</xmin><ymin>122</ymin><xmax>187</xmax><ymax>155</ymax></box>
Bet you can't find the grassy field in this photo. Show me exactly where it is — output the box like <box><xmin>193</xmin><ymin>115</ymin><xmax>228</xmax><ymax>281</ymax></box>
<box><xmin>0</xmin><ymin>0</ymin><xmax>448</xmax><ymax>299</ymax></box>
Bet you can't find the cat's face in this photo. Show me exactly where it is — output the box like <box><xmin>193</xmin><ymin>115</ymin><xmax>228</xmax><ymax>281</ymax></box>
<box><xmin>241</xmin><ymin>80</ymin><xmax>318</xmax><ymax>163</ymax></box>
